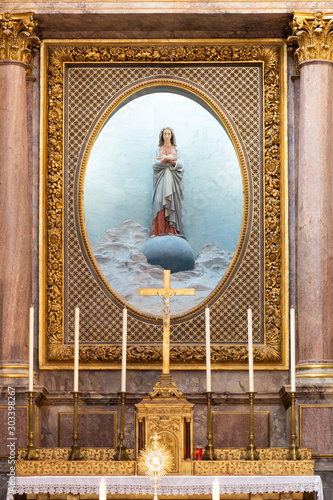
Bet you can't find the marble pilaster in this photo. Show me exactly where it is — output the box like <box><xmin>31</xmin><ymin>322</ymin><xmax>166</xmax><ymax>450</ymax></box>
<box><xmin>288</xmin><ymin>12</ymin><xmax>333</xmax><ymax>380</ymax></box>
<box><xmin>0</xmin><ymin>12</ymin><xmax>40</xmax><ymax>381</ymax></box>
<box><xmin>0</xmin><ymin>59</ymin><xmax>31</xmax><ymax>379</ymax></box>
<box><xmin>297</xmin><ymin>59</ymin><xmax>333</xmax><ymax>379</ymax></box>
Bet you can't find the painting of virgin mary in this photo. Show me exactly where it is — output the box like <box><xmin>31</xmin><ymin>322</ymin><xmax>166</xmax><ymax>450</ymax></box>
<box><xmin>84</xmin><ymin>91</ymin><xmax>243</xmax><ymax>315</ymax></box>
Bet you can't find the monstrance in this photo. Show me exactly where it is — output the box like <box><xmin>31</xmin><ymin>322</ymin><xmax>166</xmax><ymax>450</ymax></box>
<box><xmin>138</xmin><ymin>432</ymin><xmax>173</xmax><ymax>500</ymax></box>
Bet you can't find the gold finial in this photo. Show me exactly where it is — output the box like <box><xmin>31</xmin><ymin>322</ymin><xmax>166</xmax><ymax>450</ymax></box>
<box><xmin>0</xmin><ymin>12</ymin><xmax>40</xmax><ymax>74</ymax></box>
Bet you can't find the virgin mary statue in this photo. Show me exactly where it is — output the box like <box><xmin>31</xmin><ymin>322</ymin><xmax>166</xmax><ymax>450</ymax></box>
<box><xmin>151</xmin><ymin>127</ymin><xmax>184</xmax><ymax>237</ymax></box>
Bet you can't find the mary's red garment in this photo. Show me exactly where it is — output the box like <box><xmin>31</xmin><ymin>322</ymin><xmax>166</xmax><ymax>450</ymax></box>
<box><xmin>151</xmin><ymin>209</ymin><xmax>179</xmax><ymax>237</ymax></box>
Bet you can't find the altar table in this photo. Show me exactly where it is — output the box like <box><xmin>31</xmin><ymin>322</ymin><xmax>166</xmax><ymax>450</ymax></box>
<box><xmin>9</xmin><ymin>475</ymin><xmax>324</xmax><ymax>500</ymax></box>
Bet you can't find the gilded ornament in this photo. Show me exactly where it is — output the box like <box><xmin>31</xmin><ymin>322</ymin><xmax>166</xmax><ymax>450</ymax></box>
<box><xmin>44</xmin><ymin>42</ymin><xmax>284</xmax><ymax>366</ymax></box>
<box><xmin>214</xmin><ymin>447</ymin><xmax>311</xmax><ymax>461</ymax></box>
<box><xmin>138</xmin><ymin>433</ymin><xmax>173</xmax><ymax>477</ymax></box>
<box><xmin>194</xmin><ymin>459</ymin><xmax>314</xmax><ymax>476</ymax></box>
<box><xmin>16</xmin><ymin>459</ymin><xmax>136</xmax><ymax>476</ymax></box>
<box><xmin>0</xmin><ymin>12</ymin><xmax>40</xmax><ymax>74</ymax></box>
<box><xmin>287</xmin><ymin>11</ymin><xmax>333</xmax><ymax>72</ymax></box>
<box><xmin>17</xmin><ymin>447</ymin><xmax>135</xmax><ymax>461</ymax></box>
<box><xmin>149</xmin><ymin>416</ymin><xmax>180</xmax><ymax>434</ymax></box>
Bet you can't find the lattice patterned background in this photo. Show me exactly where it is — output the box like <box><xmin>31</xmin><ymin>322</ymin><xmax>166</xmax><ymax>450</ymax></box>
<box><xmin>65</xmin><ymin>65</ymin><xmax>261</xmax><ymax>346</ymax></box>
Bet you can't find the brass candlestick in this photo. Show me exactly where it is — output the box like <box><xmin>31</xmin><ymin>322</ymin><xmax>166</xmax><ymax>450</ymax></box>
<box><xmin>114</xmin><ymin>391</ymin><xmax>129</xmax><ymax>461</ymax></box>
<box><xmin>244</xmin><ymin>392</ymin><xmax>259</xmax><ymax>460</ymax></box>
<box><xmin>69</xmin><ymin>391</ymin><xmax>82</xmax><ymax>460</ymax></box>
<box><xmin>25</xmin><ymin>391</ymin><xmax>39</xmax><ymax>460</ymax></box>
<box><xmin>203</xmin><ymin>391</ymin><xmax>216</xmax><ymax>460</ymax></box>
<box><xmin>287</xmin><ymin>391</ymin><xmax>301</xmax><ymax>460</ymax></box>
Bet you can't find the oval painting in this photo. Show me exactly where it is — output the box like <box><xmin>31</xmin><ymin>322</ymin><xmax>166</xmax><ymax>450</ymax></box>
<box><xmin>83</xmin><ymin>89</ymin><xmax>244</xmax><ymax>316</ymax></box>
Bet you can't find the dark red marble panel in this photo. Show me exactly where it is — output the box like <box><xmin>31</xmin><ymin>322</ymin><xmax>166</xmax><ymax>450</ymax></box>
<box><xmin>58</xmin><ymin>412</ymin><xmax>116</xmax><ymax>447</ymax></box>
<box><xmin>0</xmin><ymin>406</ymin><xmax>27</xmax><ymax>456</ymax></box>
<box><xmin>300</xmin><ymin>406</ymin><xmax>333</xmax><ymax>456</ymax></box>
<box><xmin>213</xmin><ymin>411</ymin><xmax>270</xmax><ymax>448</ymax></box>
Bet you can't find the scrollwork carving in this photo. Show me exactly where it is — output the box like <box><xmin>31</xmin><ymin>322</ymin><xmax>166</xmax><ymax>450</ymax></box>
<box><xmin>194</xmin><ymin>459</ymin><xmax>314</xmax><ymax>476</ymax></box>
<box><xmin>44</xmin><ymin>42</ymin><xmax>283</xmax><ymax>366</ymax></box>
<box><xmin>16</xmin><ymin>459</ymin><xmax>136</xmax><ymax>476</ymax></box>
<box><xmin>215</xmin><ymin>447</ymin><xmax>312</xmax><ymax>461</ymax></box>
<box><xmin>149</xmin><ymin>416</ymin><xmax>180</xmax><ymax>435</ymax></box>
<box><xmin>17</xmin><ymin>447</ymin><xmax>135</xmax><ymax>461</ymax></box>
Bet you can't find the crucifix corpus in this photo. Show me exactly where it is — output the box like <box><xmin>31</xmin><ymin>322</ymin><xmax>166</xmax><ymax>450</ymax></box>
<box><xmin>139</xmin><ymin>269</ymin><xmax>195</xmax><ymax>375</ymax></box>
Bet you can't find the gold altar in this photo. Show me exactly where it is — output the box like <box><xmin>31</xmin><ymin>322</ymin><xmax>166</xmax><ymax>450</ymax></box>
<box><xmin>135</xmin><ymin>377</ymin><xmax>194</xmax><ymax>476</ymax></box>
<box><xmin>16</xmin><ymin>447</ymin><xmax>314</xmax><ymax>477</ymax></box>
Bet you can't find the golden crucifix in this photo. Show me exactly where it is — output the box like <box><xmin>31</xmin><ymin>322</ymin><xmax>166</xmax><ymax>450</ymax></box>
<box><xmin>139</xmin><ymin>270</ymin><xmax>195</xmax><ymax>375</ymax></box>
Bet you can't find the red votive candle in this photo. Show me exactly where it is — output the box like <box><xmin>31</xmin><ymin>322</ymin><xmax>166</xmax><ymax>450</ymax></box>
<box><xmin>195</xmin><ymin>448</ymin><xmax>202</xmax><ymax>461</ymax></box>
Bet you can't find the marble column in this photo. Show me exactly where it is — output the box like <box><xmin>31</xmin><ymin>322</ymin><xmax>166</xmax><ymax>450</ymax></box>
<box><xmin>0</xmin><ymin>13</ymin><xmax>39</xmax><ymax>381</ymax></box>
<box><xmin>289</xmin><ymin>12</ymin><xmax>333</xmax><ymax>380</ymax></box>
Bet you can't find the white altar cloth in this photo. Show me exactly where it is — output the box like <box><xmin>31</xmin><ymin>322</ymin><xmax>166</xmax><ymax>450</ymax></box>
<box><xmin>8</xmin><ymin>475</ymin><xmax>323</xmax><ymax>500</ymax></box>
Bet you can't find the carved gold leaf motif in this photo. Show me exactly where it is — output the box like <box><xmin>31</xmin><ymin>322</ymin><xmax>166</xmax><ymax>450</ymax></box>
<box><xmin>0</xmin><ymin>12</ymin><xmax>40</xmax><ymax>74</ymax></box>
<box><xmin>287</xmin><ymin>11</ymin><xmax>333</xmax><ymax>72</ymax></box>
<box><xmin>15</xmin><ymin>447</ymin><xmax>313</xmax><ymax>476</ymax></box>
<box><xmin>44</xmin><ymin>42</ymin><xmax>283</xmax><ymax>365</ymax></box>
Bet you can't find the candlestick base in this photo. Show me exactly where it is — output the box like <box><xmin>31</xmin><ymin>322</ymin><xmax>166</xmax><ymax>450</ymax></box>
<box><xmin>69</xmin><ymin>391</ymin><xmax>83</xmax><ymax>460</ymax></box>
<box><xmin>25</xmin><ymin>392</ymin><xmax>39</xmax><ymax>460</ymax></box>
<box><xmin>25</xmin><ymin>444</ymin><xmax>39</xmax><ymax>461</ymax></box>
<box><xmin>69</xmin><ymin>444</ymin><xmax>83</xmax><ymax>461</ymax></box>
<box><xmin>244</xmin><ymin>443</ymin><xmax>259</xmax><ymax>461</ymax></box>
<box><xmin>244</xmin><ymin>391</ymin><xmax>259</xmax><ymax>461</ymax></box>
<box><xmin>114</xmin><ymin>392</ymin><xmax>129</xmax><ymax>461</ymax></box>
<box><xmin>287</xmin><ymin>391</ymin><xmax>301</xmax><ymax>461</ymax></box>
<box><xmin>286</xmin><ymin>444</ymin><xmax>301</xmax><ymax>461</ymax></box>
<box><xmin>114</xmin><ymin>443</ymin><xmax>130</xmax><ymax>461</ymax></box>
<box><xmin>203</xmin><ymin>392</ymin><xmax>216</xmax><ymax>461</ymax></box>
<box><xmin>203</xmin><ymin>443</ymin><xmax>217</xmax><ymax>461</ymax></box>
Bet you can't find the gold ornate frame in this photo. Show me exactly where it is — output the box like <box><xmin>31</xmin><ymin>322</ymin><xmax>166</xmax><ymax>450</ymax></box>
<box><xmin>39</xmin><ymin>39</ymin><xmax>288</xmax><ymax>370</ymax></box>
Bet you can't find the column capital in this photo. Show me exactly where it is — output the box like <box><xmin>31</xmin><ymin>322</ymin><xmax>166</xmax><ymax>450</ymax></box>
<box><xmin>0</xmin><ymin>11</ymin><xmax>40</xmax><ymax>75</ymax></box>
<box><xmin>286</xmin><ymin>11</ymin><xmax>333</xmax><ymax>73</ymax></box>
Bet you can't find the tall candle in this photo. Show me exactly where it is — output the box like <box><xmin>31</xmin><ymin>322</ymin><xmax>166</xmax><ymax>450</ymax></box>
<box><xmin>29</xmin><ymin>306</ymin><xmax>34</xmax><ymax>392</ymax></box>
<box><xmin>74</xmin><ymin>307</ymin><xmax>79</xmax><ymax>392</ymax></box>
<box><xmin>121</xmin><ymin>307</ymin><xmax>127</xmax><ymax>392</ymax></box>
<box><xmin>205</xmin><ymin>307</ymin><xmax>211</xmax><ymax>392</ymax></box>
<box><xmin>247</xmin><ymin>308</ymin><xmax>254</xmax><ymax>392</ymax></box>
<box><xmin>290</xmin><ymin>307</ymin><xmax>296</xmax><ymax>392</ymax></box>
<box><xmin>212</xmin><ymin>477</ymin><xmax>220</xmax><ymax>500</ymax></box>
<box><xmin>99</xmin><ymin>477</ymin><xmax>107</xmax><ymax>500</ymax></box>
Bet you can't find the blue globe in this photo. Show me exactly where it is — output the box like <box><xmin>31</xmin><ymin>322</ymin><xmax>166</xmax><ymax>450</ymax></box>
<box><xmin>141</xmin><ymin>235</ymin><xmax>195</xmax><ymax>273</ymax></box>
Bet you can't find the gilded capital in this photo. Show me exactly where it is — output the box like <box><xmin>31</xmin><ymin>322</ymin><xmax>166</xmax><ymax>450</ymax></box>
<box><xmin>0</xmin><ymin>12</ymin><xmax>40</xmax><ymax>74</ymax></box>
<box><xmin>287</xmin><ymin>11</ymin><xmax>333</xmax><ymax>71</ymax></box>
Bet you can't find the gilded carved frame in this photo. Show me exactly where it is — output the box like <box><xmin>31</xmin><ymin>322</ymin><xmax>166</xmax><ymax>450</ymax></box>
<box><xmin>39</xmin><ymin>39</ymin><xmax>288</xmax><ymax>370</ymax></box>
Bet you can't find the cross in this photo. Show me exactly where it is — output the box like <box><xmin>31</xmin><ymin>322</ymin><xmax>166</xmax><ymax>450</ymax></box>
<box><xmin>139</xmin><ymin>270</ymin><xmax>195</xmax><ymax>375</ymax></box>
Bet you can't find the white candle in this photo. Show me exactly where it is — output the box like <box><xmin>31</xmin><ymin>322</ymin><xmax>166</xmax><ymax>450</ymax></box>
<box><xmin>212</xmin><ymin>477</ymin><xmax>220</xmax><ymax>500</ymax></box>
<box><xmin>99</xmin><ymin>477</ymin><xmax>107</xmax><ymax>500</ymax></box>
<box><xmin>205</xmin><ymin>307</ymin><xmax>211</xmax><ymax>392</ymax></box>
<box><xmin>248</xmin><ymin>308</ymin><xmax>254</xmax><ymax>392</ymax></box>
<box><xmin>29</xmin><ymin>306</ymin><xmax>34</xmax><ymax>392</ymax></box>
<box><xmin>74</xmin><ymin>307</ymin><xmax>79</xmax><ymax>392</ymax></box>
<box><xmin>121</xmin><ymin>307</ymin><xmax>127</xmax><ymax>392</ymax></box>
<box><xmin>290</xmin><ymin>307</ymin><xmax>296</xmax><ymax>392</ymax></box>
